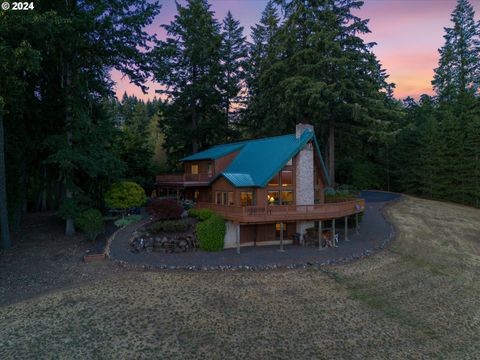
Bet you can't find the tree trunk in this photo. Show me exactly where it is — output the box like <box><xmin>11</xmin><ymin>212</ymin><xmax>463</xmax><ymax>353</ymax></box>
<box><xmin>41</xmin><ymin>166</ymin><xmax>48</xmax><ymax>211</ymax></box>
<box><xmin>191</xmin><ymin>106</ymin><xmax>198</xmax><ymax>154</ymax></box>
<box><xmin>64</xmin><ymin>64</ymin><xmax>75</xmax><ymax>236</ymax></box>
<box><xmin>0</xmin><ymin>100</ymin><xmax>11</xmax><ymax>249</ymax></box>
<box><xmin>328</xmin><ymin>121</ymin><xmax>335</xmax><ymax>187</ymax></box>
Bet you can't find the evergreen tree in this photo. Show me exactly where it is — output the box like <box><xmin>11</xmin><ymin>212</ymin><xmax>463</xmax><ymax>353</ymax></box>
<box><xmin>246</xmin><ymin>0</ymin><xmax>397</xmax><ymax>185</ymax></box>
<box><xmin>0</xmin><ymin>12</ymin><xmax>43</xmax><ymax>246</ymax></box>
<box><xmin>153</xmin><ymin>0</ymin><xmax>224</xmax><ymax>162</ymax></box>
<box><xmin>1</xmin><ymin>0</ymin><xmax>160</xmax><ymax>236</ymax></box>
<box><xmin>116</xmin><ymin>101</ymin><xmax>155</xmax><ymax>192</ymax></box>
<box><xmin>243</xmin><ymin>1</ymin><xmax>281</xmax><ymax>134</ymax></box>
<box><xmin>220</xmin><ymin>11</ymin><xmax>248</xmax><ymax>134</ymax></box>
<box><xmin>432</xmin><ymin>0</ymin><xmax>480</xmax><ymax>100</ymax></box>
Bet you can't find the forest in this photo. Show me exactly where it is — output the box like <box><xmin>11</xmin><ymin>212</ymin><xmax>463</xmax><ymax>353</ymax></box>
<box><xmin>0</xmin><ymin>0</ymin><xmax>479</xmax><ymax>248</ymax></box>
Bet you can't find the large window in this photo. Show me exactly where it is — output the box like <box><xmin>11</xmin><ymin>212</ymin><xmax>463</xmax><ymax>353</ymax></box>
<box><xmin>281</xmin><ymin>190</ymin><xmax>294</xmax><ymax>205</ymax></box>
<box><xmin>240</xmin><ymin>191</ymin><xmax>254</xmax><ymax>206</ymax></box>
<box><xmin>267</xmin><ymin>191</ymin><xmax>280</xmax><ymax>205</ymax></box>
<box><xmin>191</xmin><ymin>164</ymin><xmax>199</xmax><ymax>174</ymax></box>
<box><xmin>281</xmin><ymin>170</ymin><xmax>293</xmax><ymax>187</ymax></box>
<box><xmin>228</xmin><ymin>192</ymin><xmax>235</xmax><ymax>205</ymax></box>
<box><xmin>268</xmin><ymin>167</ymin><xmax>293</xmax><ymax>187</ymax></box>
<box><xmin>268</xmin><ymin>173</ymin><xmax>279</xmax><ymax>187</ymax></box>
<box><xmin>267</xmin><ymin>190</ymin><xmax>293</xmax><ymax>205</ymax></box>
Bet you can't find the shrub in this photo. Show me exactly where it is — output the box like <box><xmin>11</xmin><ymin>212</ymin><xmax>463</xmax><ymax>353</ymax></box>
<box><xmin>196</xmin><ymin>214</ymin><xmax>225</xmax><ymax>252</ymax></box>
<box><xmin>188</xmin><ymin>208</ymin><xmax>214</xmax><ymax>221</ymax></box>
<box><xmin>104</xmin><ymin>181</ymin><xmax>146</xmax><ymax>212</ymax></box>
<box><xmin>151</xmin><ymin>220</ymin><xmax>189</xmax><ymax>233</ymax></box>
<box><xmin>146</xmin><ymin>198</ymin><xmax>183</xmax><ymax>220</ymax></box>
<box><xmin>114</xmin><ymin>214</ymin><xmax>142</xmax><ymax>227</ymax></box>
<box><xmin>75</xmin><ymin>209</ymin><xmax>104</xmax><ymax>240</ymax></box>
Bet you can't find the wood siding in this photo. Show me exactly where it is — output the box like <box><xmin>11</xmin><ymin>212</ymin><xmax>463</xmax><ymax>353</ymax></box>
<box><xmin>215</xmin><ymin>150</ymin><xmax>240</xmax><ymax>174</ymax></box>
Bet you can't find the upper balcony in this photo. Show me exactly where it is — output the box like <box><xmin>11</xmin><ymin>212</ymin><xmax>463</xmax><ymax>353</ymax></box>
<box><xmin>155</xmin><ymin>173</ymin><xmax>213</xmax><ymax>186</ymax></box>
<box><xmin>196</xmin><ymin>199</ymin><xmax>365</xmax><ymax>224</ymax></box>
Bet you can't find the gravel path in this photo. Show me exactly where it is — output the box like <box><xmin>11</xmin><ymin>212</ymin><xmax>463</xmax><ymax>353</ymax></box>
<box><xmin>108</xmin><ymin>191</ymin><xmax>401</xmax><ymax>269</ymax></box>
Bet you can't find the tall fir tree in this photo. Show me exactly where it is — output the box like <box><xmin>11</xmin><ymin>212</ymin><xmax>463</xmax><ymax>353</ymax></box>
<box><xmin>246</xmin><ymin>0</ymin><xmax>397</xmax><ymax>185</ymax></box>
<box><xmin>220</xmin><ymin>11</ymin><xmax>248</xmax><ymax>135</ymax></box>
<box><xmin>243</xmin><ymin>1</ymin><xmax>281</xmax><ymax>135</ymax></box>
<box><xmin>1</xmin><ymin>0</ymin><xmax>160</xmax><ymax>235</ymax></box>
<box><xmin>153</xmin><ymin>0</ymin><xmax>225</xmax><ymax>163</ymax></box>
<box><xmin>432</xmin><ymin>0</ymin><xmax>480</xmax><ymax>100</ymax></box>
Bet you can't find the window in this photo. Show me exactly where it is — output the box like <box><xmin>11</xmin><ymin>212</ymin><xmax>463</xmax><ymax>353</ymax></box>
<box><xmin>207</xmin><ymin>162</ymin><xmax>213</xmax><ymax>176</ymax></box>
<box><xmin>267</xmin><ymin>191</ymin><xmax>280</xmax><ymax>205</ymax></box>
<box><xmin>281</xmin><ymin>170</ymin><xmax>293</xmax><ymax>187</ymax></box>
<box><xmin>240</xmin><ymin>191</ymin><xmax>254</xmax><ymax>206</ymax></box>
<box><xmin>216</xmin><ymin>191</ymin><xmax>235</xmax><ymax>205</ymax></box>
<box><xmin>268</xmin><ymin>173</ymin><xmax>279</xmax><ymax>187</ymax></box>
<box><xmin>215</xmin><ymin>191</ymin><xmax>222</xmax><ymax>204</ymax></box>
<box><xmin>194</xmin><ymin>190</ymin><xmax>200</xmax><ymax>201</ymax></box>
<box><xmin>275</xmin><ymin>223</ymin><xmax>287</xmax><ymax>239</ymax></box>
<box><xmin>281</xmin><ymin>190</ymin><xmax>294</xmax><ymax>205</ymax></box>
<box><xmin>191</xmin><ymin>164</ymin><xmax>199</xmax><ymax>175</ymax></box>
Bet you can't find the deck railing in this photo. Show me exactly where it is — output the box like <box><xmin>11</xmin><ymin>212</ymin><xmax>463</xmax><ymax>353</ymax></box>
<box><xmin>156</xmin><ymin>173</ymin><xmax>212</xmax><ymax>183</ymax></box>
<box><xmin>196</xmin><ymin>199</ymin><xmax>365</xmax><ymax>224</ymax></box>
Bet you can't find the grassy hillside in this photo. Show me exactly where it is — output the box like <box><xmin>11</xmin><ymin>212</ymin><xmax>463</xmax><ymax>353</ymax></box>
<box><xmin>0</xmin><ymin>196</ymin><xmax>479</xmax><ymax>359</ymax></box>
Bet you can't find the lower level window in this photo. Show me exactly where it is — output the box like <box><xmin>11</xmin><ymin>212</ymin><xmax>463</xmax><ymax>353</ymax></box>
<box><xmin>275</xmin><ymin>223</ymin><xmax>288</xmax><ymax>239</ymax></box>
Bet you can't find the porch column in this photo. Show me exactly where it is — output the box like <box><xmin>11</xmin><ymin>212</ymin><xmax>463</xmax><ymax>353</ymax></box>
<box><xmin>279</xmin><ymin>222</ymin><xmax>285</xmax><ymax>252</ymax></box>
<box><xmin>236</xmin><ymin>223</ymin><xmax>240</xmax><ymax>254</ymax></box>
<box><xmin>356</xmin><ymin>213</ymin><xmax>359</xmax><ymax>234</ymax></box>
<box><xmin>318</xmin><ymin>220</ymin><xmax>323</xmax><ymax>250</ymax></box>
<box><xmin>344</xmin><ymin>216</ymin><xmax>349</xmax><ymax>241</ymax></box>
<box><xmin>333</xmin><ymin>218</ymin><xmax>337</xmax><ymax>247</ymax></box>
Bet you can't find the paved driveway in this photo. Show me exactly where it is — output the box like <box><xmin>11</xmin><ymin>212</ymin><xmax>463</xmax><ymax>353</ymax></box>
<box><xmin>108</xmin><ymin>191</ymin><xmax>401</xmax><ymax>269</ymax></box>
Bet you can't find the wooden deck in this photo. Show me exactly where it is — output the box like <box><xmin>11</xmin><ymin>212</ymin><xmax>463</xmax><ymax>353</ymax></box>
<box><xmin>196</xmin><ymin>199</ymin><xmax>365</xmax><ymax>224</ymax></box>
<box><xmin>155</xmin><ymin>173</ymin><xmax>212</xmax><ymax>186</ymax></box>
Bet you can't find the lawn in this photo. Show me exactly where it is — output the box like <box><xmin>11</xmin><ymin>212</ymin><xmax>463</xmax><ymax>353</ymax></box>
<box><xmin>0</xmin><ymin>196</ymin><xmax>479</xmax><ymax>359</ymax></box>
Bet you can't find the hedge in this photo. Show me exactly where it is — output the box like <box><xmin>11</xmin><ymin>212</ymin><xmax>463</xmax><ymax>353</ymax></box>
<box><xmin>196</xmin><ymin>214</ymin><xmax>225</xmax><ymax>252</ymax></box>
<box><xmin>151</xmin><ymin>220</ymin><xmax>189</xmax><ymax>233</ymax></box>
<box><xmin>75</xmin><ymin>209</ymin><xmax>104</xmax><ymax>240</ymax></box>
<box><xmin>188</xmin><ymin>208</ymin><xmax>214</xmax><ymax>221</ymax></box>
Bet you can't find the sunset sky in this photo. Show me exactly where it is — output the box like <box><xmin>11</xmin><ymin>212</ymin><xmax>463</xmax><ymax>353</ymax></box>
<box><xmin>112</xmin><ymin>0</ymin><xmax>480</xmax><ymax>101</ymax></box>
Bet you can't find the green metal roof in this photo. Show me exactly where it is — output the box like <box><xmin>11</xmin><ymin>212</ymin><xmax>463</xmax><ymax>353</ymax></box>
<box><xmin>199</xmin><ymin>129</ymin><xmax>330</xmax><ymax>188</ymax></box>
<box><xmin>181</xmin><ymin>143</ymin><xmax>244</xmax><ymax>161</ymax></box>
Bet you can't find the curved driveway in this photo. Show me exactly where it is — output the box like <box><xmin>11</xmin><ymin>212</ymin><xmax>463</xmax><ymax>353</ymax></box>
<box><xmin>108</xmin><ymin>191</ymin><xmax>401</xmax><ymax>270</ymax></box>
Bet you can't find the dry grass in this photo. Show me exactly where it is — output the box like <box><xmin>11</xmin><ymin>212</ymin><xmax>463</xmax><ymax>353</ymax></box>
<box><xmin>1</xmin><ymin>196</ymin><xmax>479</xmax><ymax>359</ymax></box>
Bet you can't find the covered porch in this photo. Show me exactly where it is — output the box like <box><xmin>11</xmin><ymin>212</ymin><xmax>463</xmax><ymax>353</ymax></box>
<box><xmin>197</xmin><ymin>199</ymin><xmax>365</xmax><ymax>254</ymax></box>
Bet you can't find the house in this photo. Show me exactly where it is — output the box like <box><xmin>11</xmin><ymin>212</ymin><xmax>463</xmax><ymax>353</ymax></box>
<box><xmin>155</xmin><ymin>124</ymin><xmax>365</xmax><ymax>250</ymax></box>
